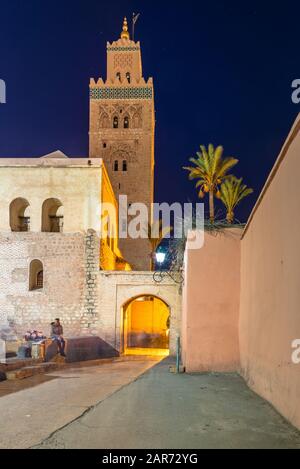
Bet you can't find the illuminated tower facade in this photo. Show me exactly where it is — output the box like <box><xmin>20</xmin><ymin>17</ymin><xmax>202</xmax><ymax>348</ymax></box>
<box><xmin>89</xmin><ymin>18</ymin><xmax>155</xmax><ymax>270</ymax></box>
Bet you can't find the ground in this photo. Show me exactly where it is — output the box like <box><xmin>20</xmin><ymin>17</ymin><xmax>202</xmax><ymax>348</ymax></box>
<box><xmin>0</xmin><ymin>357</ymin><xmax>299</xmax><ymax>449</ymax></box>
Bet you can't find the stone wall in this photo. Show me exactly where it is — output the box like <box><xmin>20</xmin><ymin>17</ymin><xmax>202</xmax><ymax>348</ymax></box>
<box><xmin>0</xmin><ymin>231</ymin><xmax>181</xmax><ymax>356</ymax></box>
<box><xmin>0</xmin><ymin>231</ymin><xmax>100</xmax><ymax>338</ymax></box>
<box><xmin>81</xmin><ymin>230</ymin><xmax>100</xmax><ymax>335</ymax></box>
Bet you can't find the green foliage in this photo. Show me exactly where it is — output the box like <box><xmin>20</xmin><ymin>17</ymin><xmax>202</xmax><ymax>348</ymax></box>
<box><xmin>220</xmin><ymin>176</ymin><xmax>253</xmax><ymax>223</ymax></box>
<box><xmin>183</xmin><ymin>144</ymin><xmax>238</xmax><ymax>222</ymax></box>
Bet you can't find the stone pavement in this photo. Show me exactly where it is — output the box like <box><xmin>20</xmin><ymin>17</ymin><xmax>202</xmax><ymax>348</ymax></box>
<box><xmin>1</xmin><ymin>357</ymin><xmax>300</xmax><ymax>449</ymax></box>
<box><xmin>36</xmin><ymin>358</ymin><xmax>300</xmax><ymax>449</ymax></box>
<box><xmin>0</xmin><ymin>357</ymin><xmax>159</xmax><ymax>449</ymax></box>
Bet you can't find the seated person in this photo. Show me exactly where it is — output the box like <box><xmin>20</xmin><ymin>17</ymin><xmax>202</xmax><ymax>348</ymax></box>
<box><xmin>50</xmin><ymin>318</ymin><xmax>66</xmax><ymax>357</ymax></box>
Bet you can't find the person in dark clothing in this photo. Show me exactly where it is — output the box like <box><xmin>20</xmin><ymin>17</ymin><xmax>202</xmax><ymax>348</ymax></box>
<box><xmin>50</xmin><ymin>318</ymin><xmax>66</xmax><ymax>357</ymax></box>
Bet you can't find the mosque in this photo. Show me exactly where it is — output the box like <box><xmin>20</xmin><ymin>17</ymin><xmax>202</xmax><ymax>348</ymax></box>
<box><xmin>0</xmin><ymin>19</ymin><xmax>182</xmax><ymax>356</ymax></box>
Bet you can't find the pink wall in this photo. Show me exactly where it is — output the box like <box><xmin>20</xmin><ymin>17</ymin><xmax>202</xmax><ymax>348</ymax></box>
<box><xmin>182</xmin><ymin>228</ymin><xmax>241</xmax><ymax>373</ymax></box>
<box><xmin>239</xmin><ymin>114</ymin><xmax>300</xmax><ymax>430</ymax></box>
<box><xmin>181</xmin><ymin>115</ymin><xmax>300</xmax><ymax>430</ymax></box>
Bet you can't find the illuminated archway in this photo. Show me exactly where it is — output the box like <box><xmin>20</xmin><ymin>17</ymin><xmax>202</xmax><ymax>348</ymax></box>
<box><xmin>123</xmin><ymin>295</ymin><xmax>170</xmax><ymax>356</ymax></box>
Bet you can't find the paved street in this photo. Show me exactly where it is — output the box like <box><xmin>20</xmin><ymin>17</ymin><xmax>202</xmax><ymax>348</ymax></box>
<box><xmin>0</xmin><ymin>357</ymin><xmax>158</xmax><ymax>449</ymax></box>
<box><xmin>0</xmin><ymin>357</ymin><xmax>300</xmax><ymax>449</ymax></box>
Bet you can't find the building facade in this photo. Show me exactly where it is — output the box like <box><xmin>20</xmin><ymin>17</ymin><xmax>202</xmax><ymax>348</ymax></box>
<box><xmin>0</xmin><ymin>154</ymin><xmax>116</xmax><ymax>337</ymax></box>
<box><xmin>0</xmin><ymin>22</ymin><xmax>182</xmax><ymax>355</ymax></box>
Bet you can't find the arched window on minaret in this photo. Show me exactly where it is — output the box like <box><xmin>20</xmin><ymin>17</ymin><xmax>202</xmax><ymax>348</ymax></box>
<box><xmin>114</xmin><ymin>160</ymin><xmax>119</xmax><ymax>171</ymax></box>
<box><xmin>122</xmin><ymin>160</ymin><xmax>127</xmax><ymax>172</ymax></box>
<box><xmin>126</xmin><ymin>72</ymin><xmax>131</xmax><ymax>84</ymax></box>
<box><xmin>124</xmin><ymin>116</ymin><xmax>129</xmax><ymax>129</ymax></box>
<box><xmin>132</xmin><ymin>113</ymin><xmax>142</xmax><ymax>129</ymax></box>
<box><xmin>113</xmin><ymin>116</ymin><xmax>119</xmax><ymax>128</ymax></box>
<box><xmin>116</xmin><ymin>72</ymin><xmax>121</xmax><ymax>82</ymax></box>
<box><xmin>101</xmin><ymin>113</ymin><xmax>109</xmax><ymax>129</ymax></box>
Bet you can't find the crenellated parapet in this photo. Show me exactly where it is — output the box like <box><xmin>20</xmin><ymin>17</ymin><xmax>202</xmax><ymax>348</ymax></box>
<box><xmin>107</xmin><ymin>39</ymin><xmax>141</xmax><ymax>51</ymax></box>
<box><xmin>89</xmin><ymin>77</ymin><xmax>153</xmax><ymax>87</ymax></box>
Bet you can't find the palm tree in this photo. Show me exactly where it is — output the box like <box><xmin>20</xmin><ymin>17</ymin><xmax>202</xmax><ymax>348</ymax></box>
<box><xmin>219</xmin><ymin>176</ymin><xmax>253</xmax><ymax>223</ymax></box>
<box><xmin>147</xmin><ymin>220</ymin><xmax>172</xmax><ymax>271</ymax></box>
<box><xmin>183</xmin><ymin>144</ymin><xmax>238</xmax><ymax>223</ymax></box>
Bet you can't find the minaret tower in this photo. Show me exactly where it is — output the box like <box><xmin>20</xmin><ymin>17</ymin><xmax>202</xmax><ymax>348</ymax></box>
<box><xmin>89</xmin><ymin>18</ymin><xmax>155</xmax><ymax>270</ymax></box>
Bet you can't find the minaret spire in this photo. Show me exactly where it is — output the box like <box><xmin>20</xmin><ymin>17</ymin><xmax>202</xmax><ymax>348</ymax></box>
<box><xmin>120</xmin><ymin>17</ymin><xmax>130</xmax><ymax>40</ymax></box>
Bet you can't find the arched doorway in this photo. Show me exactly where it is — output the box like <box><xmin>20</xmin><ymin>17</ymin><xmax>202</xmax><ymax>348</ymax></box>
<box><xmin>123</xmin><ymin>295</ymin><xmax>170</xmax><ymax>356</ymax></box>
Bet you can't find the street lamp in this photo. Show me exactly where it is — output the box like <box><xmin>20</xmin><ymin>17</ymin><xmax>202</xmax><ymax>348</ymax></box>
<box><xmin>155</xmin><ymin>251</ymin><xmax>166</xmax><ymax>266</ymax></box>
<box><xmin>153</xmin><ymin>249</ymin><xmax>184</xmax><ymax>285</ymax></box>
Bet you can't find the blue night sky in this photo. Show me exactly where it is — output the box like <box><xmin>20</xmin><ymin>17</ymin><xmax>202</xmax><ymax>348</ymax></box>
<box><xmin>0</xmin><ymin>0</ymin><xmax>299</xmax><ymax>221</ymax></box>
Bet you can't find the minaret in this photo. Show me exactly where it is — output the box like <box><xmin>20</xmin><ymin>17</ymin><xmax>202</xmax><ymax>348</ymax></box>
<box><xmin>89</xmin><ymin>18</ymin><xmax>155</xmax><ymax>270</ymax></box>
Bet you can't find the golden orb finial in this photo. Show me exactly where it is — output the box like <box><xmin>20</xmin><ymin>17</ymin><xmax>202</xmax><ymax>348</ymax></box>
<box><xmin>121</xmin><ymin>17</ymin><xmax>130</xmax><ymax>40</ymax></box>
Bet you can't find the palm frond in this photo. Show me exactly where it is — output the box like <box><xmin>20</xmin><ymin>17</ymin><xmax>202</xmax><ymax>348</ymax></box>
<box><xmin>220</xmin><ymin>176</ymin><xmax>253</xmax><ymax>219</ymax></box>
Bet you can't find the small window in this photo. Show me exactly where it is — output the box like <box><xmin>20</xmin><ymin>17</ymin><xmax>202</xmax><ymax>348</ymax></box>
<box><xmin>124</xmin><ymin>116</ymin><xmax>129</xmax><ymax>129</ymax></box>
<box><xmin>114</xmin><ymin>160</ymin><xmax>119</xmax><ymax>171</ymax></box>
<box><xmin>29</xmin><ymin>260</ymin><xmax>44</xmax><ymax>291</ymax></box>
<box><xmin>103</xmin><ymin>142</ymin><xmax>107</xmax><ymax>148</ymax></box>
<box><xmin>122</xmin><ymin>160</ymin><xmax>127</xmax><ymax>172</ymax></box>
<box><xmin>126</xmin><ymin>72</ymin><xmax>131</xmax><ymax>84</ymax></box>
<box><xmin>116</xmin><ymin>72</ymin><xmax>121</xmax><ymax>81</ymax></box>
<box><xmin>113</xmin><ymin>116</ymin><xmax>119</xmax><ymax>129</ymax></box>
<box><xmin>118</xmin><ymin>183</ymin><xmax>121</xmax><ymax>190</ymax></box>
<box><xmin>36</xmin><ymin>270</ymin><xmax>43</xmax><ymax>289</ymax></box>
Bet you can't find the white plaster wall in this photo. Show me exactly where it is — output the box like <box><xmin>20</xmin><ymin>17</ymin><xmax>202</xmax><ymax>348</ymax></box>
<box><xmin>0</xmin><ymin>159</ymin><xmax>102</xmax><ymax>233</ymax></box>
